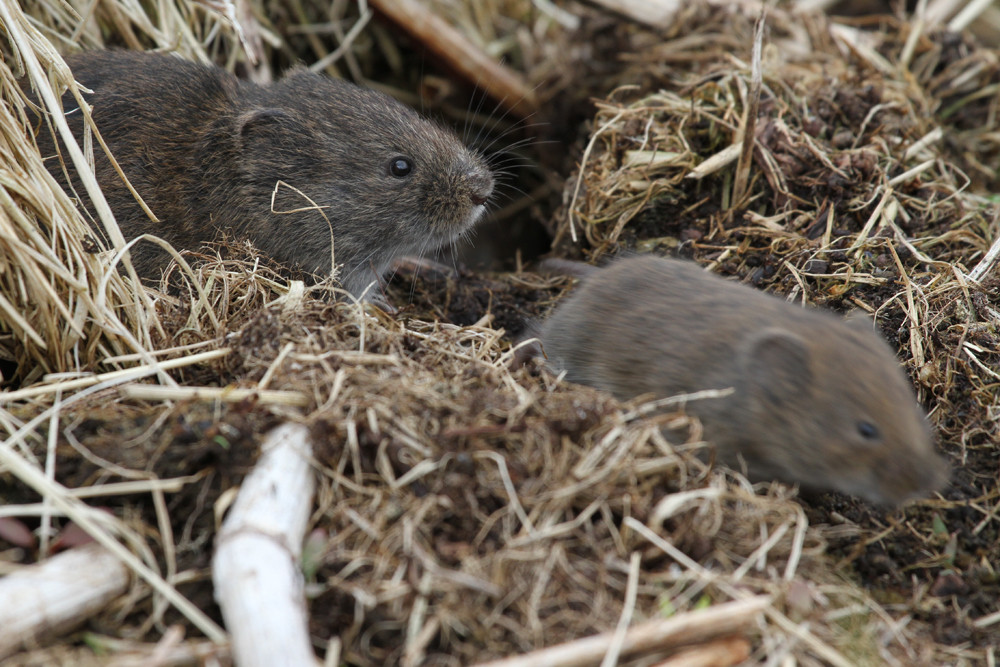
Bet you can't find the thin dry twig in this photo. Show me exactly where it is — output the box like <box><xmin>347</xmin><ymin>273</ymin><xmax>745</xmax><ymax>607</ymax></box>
<box><xmin>368</xmin><ymin>0</ymin><xmax>537</xmax><ymax>119</ymax></box>
<box><xmin>471</xmin><ymin>596</ymin><xmax>771</xmax><ymax>667</ymax></box>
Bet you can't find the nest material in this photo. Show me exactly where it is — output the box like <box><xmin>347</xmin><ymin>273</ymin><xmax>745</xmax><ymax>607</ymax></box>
<box><xmin>1</xmin><ymin>1</ymin><xmax>998</xmax><ymax>665</ymax></box>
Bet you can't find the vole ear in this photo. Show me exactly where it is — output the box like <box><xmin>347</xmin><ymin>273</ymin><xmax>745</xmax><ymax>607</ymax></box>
<box><xmin>742</xmin><ymin>328</ymin><xmax>813</xmax><ymax>405</ymax></box>
<box><xmin>236</xmin><ymin>108</ymin><xmax>299</xmax><ymax>141</ymax></box>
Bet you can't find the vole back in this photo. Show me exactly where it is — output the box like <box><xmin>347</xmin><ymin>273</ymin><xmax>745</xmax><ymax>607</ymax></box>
<box><xmin>541</xmin><ymin>255</ymin><xmax>948</xmax><ymax>505</ymax></box>
<box><xmin>29</xmin><ymin>50</ymin><xmax>494</xmax><ymax>302</ymax></box>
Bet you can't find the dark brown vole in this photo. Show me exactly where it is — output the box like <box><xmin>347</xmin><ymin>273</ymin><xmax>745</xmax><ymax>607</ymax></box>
<box><xmin>540</xmin><ymin>255</ymin><xmax>948</xmax><ymax>505</ymax></box>
<box><xmin>31</xmin><ymin>50</ymin><xmax>494</xmax><ymax>301</ymax></box>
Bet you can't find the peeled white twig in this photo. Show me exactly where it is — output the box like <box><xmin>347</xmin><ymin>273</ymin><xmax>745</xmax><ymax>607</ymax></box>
<box><xmin>0</xmin><ymin>348</ymin><xmax>230</xmax><ymax>403</ymax></box>
<box><xmin>212</xmin><ymin>423</ymin><xmax>319</xmax><ymax>667</ymax></box>
<box><xmin>968</xmin><ymin>230</ymin><xmax>1000</xmax><ymax>284</ymax></box>
<box><xmin>121</xmin><ymin>384</ymin><xmax>309</xmax><ymax>407</ymax></box>
<box><xmin>588</xmin><ymin>0</ymin><xmax>680</xmax><ymax>27</ymax></box>
<box><xmin>0</xmin><ymin>543</ymin><xmax>129</xmax><ymax>659</ymax></box>
<box><xmin>0</xmin><ymin>421</ymin><xmax>226</xmax><ymax>642</ymax></box>
<box><xmin>590</xmin><ymin>0</ymin><xmax>775</xmax><ymax>28</ymax></box>
<box><xmin>686</xmin><ymin>143</ymin><xmax>741</xmax><ymax>180</ymax></box>
<box><xmin>471</xmin><ymin>595</ymin><xmax>771</xmax><ymax>667</ymax></box>
<box><xmin>650</xmin><ymin>635</ymin><xmax>751</xmax><ymax>666</ymax></box>
<box><xmin>947</xmin><ymin>0</ymin><xmax>994</xmax><ymax>31</ymax></box>
<box><xmin>105</xmin><ymin>636</ymin><xmax>229</xmax><ymax>667</ymax></box>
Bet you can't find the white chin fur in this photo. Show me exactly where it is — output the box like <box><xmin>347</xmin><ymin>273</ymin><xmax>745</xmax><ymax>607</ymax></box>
<box><xmin>464</xmin><ymin>204</ymin><xmax>487</xmax><ymax>230</ymax></box>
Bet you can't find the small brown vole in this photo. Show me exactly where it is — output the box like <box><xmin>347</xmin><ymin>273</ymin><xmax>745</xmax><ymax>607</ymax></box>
<box><xmin>30</xmin><ymin>50</ymin><xmax>494</xmax><ymax>301</ymax></box>
<box><xmin>539</xmin><ymin>255</ymin><xmax>948</xmax><ymax>505</ymax></box>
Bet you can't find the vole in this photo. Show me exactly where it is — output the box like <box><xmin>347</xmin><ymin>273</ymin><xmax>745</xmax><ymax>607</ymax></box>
<box><xmin>539</xmin><ymin>255</ymin><xmax>948</xmax><ymax>505</ymax></box>
<box><xmin>28</xmin><ymin>50</ymin><xmax>494</xmax><ymax>303</ymax></box>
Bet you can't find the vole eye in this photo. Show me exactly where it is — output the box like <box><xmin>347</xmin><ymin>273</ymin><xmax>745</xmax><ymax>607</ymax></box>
<box><xmin>388</xmin><ymin>156</ymin><xmax>413</xmax><ymax>178</ymax></box>
<box><xmin>857</xmin><ymin>421</ymin><xmax>880</xmax><ymax>440</ymax></box>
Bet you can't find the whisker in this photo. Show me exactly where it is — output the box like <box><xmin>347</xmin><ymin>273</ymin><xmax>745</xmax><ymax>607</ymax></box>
<box><xmin>473</xmin><ymin>120</ymin><xmax>549</xmax><ymax>155</ymax></box>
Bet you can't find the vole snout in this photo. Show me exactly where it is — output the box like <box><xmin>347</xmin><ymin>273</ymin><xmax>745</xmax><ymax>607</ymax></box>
<box><xmin>539</xmin><ymin>255</ymin><xmax>949</xmax><ymax>506</ymax></box>
<box><xmin>451</xmin><ymin>160</ymin><xmax>494</xmax><ymax>213</ymax></box>
<box><xmin>422</xmin><ymin>155</ymin><xmax>494</xmax><ymax>236</ymax></box>
<box><xmin>466</xmin><ymin>170</ymin><xmax>494</xmax><ymax>207</ymax></box>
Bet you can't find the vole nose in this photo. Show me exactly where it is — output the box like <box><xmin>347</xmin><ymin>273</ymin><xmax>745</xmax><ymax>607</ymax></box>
<box><xmin>468</xmin><ymin>172</ymin><xmax>494</xmax><ymax>206</ymax></box>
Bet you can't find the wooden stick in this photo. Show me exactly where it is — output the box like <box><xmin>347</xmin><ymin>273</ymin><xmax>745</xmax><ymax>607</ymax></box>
<box><xmin>0</xmin><ymin>348</ymin><xmax>230</xmax><ymax>403</ymax></box>
<box><xmin>650</xmin><ymin>636</ymin><xmax>751</xmax><ymax>667</ymax></box>
<box><xmin>369</xmin><ymin>0</ymin><xmax>537</xmax><ymax>119</ymax></box>
<box><xmin>103</xmin><ymin>636</ymin><xmax>228</xmax><ymax>667</ymax></box>
<box><xmin>0</xmin><ymin>543</ymin><xmax>129</xmax><ymax>659</ymax></box>
<box><xmin>471</xmin><ymin>595</ymin><xmax>770</xmax><ymax>667</ymax></box>
<box><xmin>120</xmin><ymin>384</ymin><xmax>309</xmax><ymax>407</ymax></box>
<box><xmin>732</xmin><ymin>9</ymin><xmax>766</xmax><ymax>208</ymax></box>
<box><xmin>212</xmin><ymin>423</ymin><xmax>319</xmax><ymax>667</ymax></box>
<box><xmin>589</xmin><ymin>0</ymin><xmax>681</xmax><ymax>27</ymax></box>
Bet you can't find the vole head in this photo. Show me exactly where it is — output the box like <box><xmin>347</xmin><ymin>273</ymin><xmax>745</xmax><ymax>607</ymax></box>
<box><xmin>230</xmin><ymin>71</ymin><xmax>494</xmax><ymax>298</ymax></box>
<box><xmin>731</xmin><ymin>323</ymin><xmax>948</xmax><ymax>505</ymax></box>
